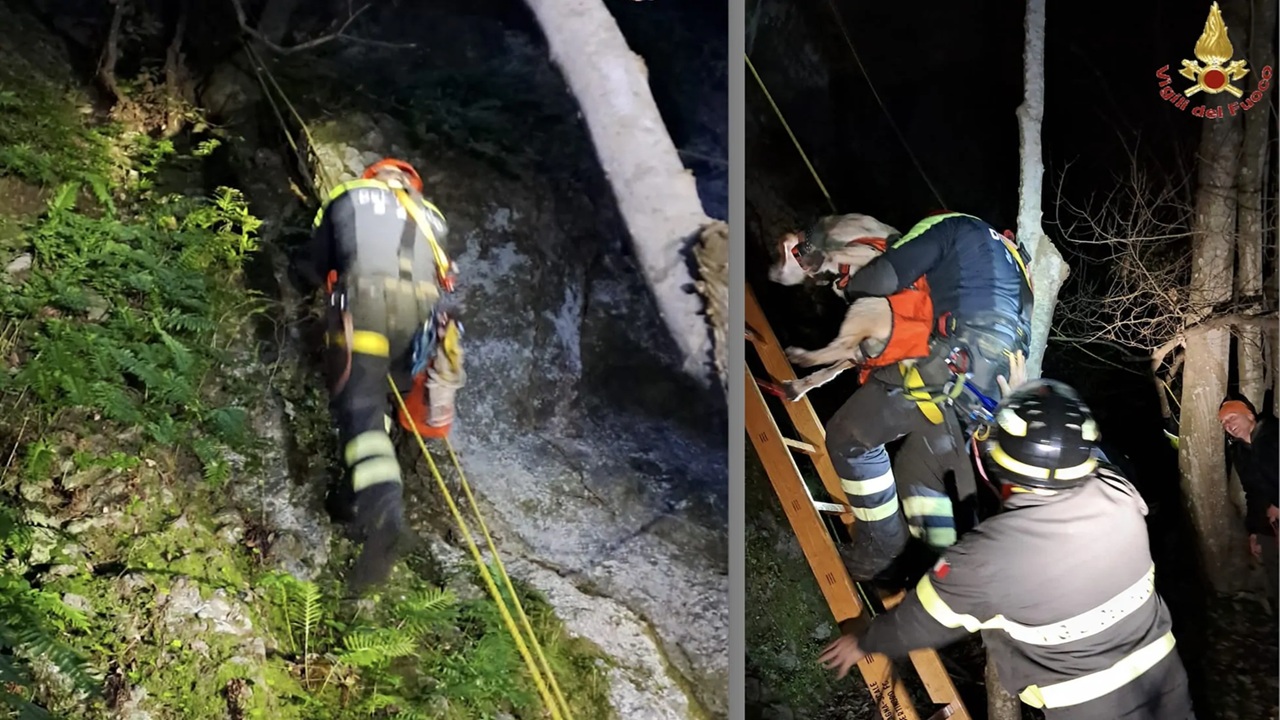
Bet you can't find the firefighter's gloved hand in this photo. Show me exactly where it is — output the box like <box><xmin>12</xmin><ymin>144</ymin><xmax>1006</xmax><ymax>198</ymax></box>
<box><xmin>348</xmin><ymin>481</ymin><xmax>406</xmax><ymax>592</ymax></box>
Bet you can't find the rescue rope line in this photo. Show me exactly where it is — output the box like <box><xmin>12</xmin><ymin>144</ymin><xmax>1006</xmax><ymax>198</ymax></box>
<box><xmin>389</xmin><ymin>378</ymin><xmax>573</xmax><ymax>720</ymax></box>
<box><xmin>242</xmin><ymin>42</ymin><xmax>338</xmax><ymax>194</ymax></box>
<box><xmin>744</xmin><ymin>53</ymin><xmax>837</xmax><ymax>213</ymax></box>
<box><xmin>237</xmin><ymin>39</ymin><xmax>573</xmax><ymax>719</ymax></box>
<box><xmin>821</xmin><ymin>0</ymin><xmax>948</xmax><ymax>210</ymax></box>
<box><xmin>439</xmin><ymin>435</ymin><xmax>574</xmax><ymax>717</ymax></box>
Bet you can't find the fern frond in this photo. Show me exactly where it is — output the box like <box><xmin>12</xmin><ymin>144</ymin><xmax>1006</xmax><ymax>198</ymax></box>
<box><xmin>338</xmin><ymin>628</ymin><xmax>418</xmax><ymax>669</ymax></box>
<box><xmin>289</xmin><ymin>580</ymin><xmax>323</xmax><ymax>657</ymax></box>
<box><xmin>9</xmin><ymin>622</ymin><xmax>97</xmax><ymax>693</ymax></box>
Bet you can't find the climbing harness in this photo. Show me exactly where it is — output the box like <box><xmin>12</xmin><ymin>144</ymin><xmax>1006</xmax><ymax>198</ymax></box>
<box><xmin>389</xmin><ymin>185</ymin><xmax>458</xmax><ymax>293</ymax></box>
<box><xmin>241</xmin><ymin>42</ymin><xmax>574</xmax><ymax>720</ymax></box>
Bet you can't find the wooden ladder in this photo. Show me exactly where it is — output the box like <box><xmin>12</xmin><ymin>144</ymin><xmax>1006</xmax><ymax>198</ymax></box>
<box><xmin>745</xmin><ymin>282</ymin><xmax>972</xmax><ymax>720</ymax></box>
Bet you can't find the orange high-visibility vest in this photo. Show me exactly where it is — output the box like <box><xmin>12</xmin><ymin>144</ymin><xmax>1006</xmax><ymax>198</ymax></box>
<box><xmin>834</xmin><ymin>236</ymin><xmax>937</xmax><ymax>384</ymax></box>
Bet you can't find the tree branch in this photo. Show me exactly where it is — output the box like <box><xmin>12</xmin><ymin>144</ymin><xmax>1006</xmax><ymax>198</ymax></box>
<box><xmin>1149</xmin><ymin>312</ymin><xmax>1277</xmax><ymax>373</ymax></box>
<box><xmin>97</xmin><ymin>0</ymin><xmax>128</xmax><ymax>103</ymax></box>
<box><xmin>227</xmin><ymin>0</ymin><xmax>415</xmax><ymax>54</ymax></box>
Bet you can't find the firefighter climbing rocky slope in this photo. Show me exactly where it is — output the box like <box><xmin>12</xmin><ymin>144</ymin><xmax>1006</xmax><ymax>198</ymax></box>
<box><xmin>0</xmin><ymin>0</ymin><xmax>728</xmax><ymax>717</ymax></box>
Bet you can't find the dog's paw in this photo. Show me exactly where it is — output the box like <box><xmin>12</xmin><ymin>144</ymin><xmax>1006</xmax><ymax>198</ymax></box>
<box><xmin>785</xmin><ymin>346</ymin><xmax>814</xmax><ymax>366</ymax></box>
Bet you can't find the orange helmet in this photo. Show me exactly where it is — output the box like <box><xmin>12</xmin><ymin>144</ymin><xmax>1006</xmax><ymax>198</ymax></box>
<box><xmin>362</xmin><ymin>158</ymin><xmax>423</xmax><ymax>193</ymax></box>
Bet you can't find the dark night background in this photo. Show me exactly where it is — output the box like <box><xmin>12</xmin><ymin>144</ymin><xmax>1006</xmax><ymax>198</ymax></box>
<box><xmin>747</xmin><ymin>0</ymin><xmax>1277</xmax><ymax>717</ymax></box>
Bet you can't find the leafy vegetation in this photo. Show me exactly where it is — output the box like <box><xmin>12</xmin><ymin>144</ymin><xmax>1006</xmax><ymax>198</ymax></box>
<box><xmin>251</xmin><ymin>567</ymin><xmax>611</xmax><ymax>720</ymax></box>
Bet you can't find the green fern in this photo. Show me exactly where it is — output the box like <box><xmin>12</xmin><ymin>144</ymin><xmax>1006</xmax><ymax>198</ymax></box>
<box><xmin>290</xmin><ymin>580</ymin><xmax>324</xmax><ymax>660</ymax></box>
<box><xmin>396</xmin><ymin>587</ymin><xmax>459</xmax><ymax>638</ymax></box>
<box><xmin>338</xmin><ymin>628</ymin><xmax>418</xmax><ymax>669</ymax></box>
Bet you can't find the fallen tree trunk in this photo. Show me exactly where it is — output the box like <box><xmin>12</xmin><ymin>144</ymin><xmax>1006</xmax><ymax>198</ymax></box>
<box><xmin>521</xmin><ymin>0</ymin><xmax>721</xmax><ymax>390</ymax></box>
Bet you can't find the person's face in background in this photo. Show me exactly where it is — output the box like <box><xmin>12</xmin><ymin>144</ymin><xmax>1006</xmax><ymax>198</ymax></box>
<box><xmin>1221</xmin><ymin>411</ymin><xmax>1256</xmax><ymax>442</ymax></box>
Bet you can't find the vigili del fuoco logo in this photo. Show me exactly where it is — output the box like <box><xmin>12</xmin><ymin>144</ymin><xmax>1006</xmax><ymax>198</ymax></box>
<box><xmin>1155</xmin><ymin>2</ymin><xmax>1273</xmax><ymax>118</ymax></box>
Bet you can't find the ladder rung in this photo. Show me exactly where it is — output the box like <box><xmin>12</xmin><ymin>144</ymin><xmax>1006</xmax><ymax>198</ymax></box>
<box><xmin>745</xmin><ymin>282</ymin><xmax>971</xmax><ymax>720</ymax></box>
<box><xmin>781</xmin><ymin>436</ymin><xmax>817</xmax><ymax>454</ymax></box>
<box><xmin>813</xmin><ymin>500</ymin><xmax>852</xmax><ymax>515</ymax></box>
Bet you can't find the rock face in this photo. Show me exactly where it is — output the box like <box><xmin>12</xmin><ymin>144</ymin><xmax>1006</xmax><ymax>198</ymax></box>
<box><xmin>300</xmin><ymin>105</ymin><xmax>730</xmax><ymax>717</ymax></box>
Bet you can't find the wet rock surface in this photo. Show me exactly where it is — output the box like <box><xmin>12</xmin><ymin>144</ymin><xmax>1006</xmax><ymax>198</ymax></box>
<box><xmin>217</xmin><ymin>4</ymin><xmax>730</xmax><ymax>715</ymax></box>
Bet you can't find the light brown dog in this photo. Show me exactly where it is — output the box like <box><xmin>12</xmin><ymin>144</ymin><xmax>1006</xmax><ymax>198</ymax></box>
<box><xmin>767</xmin><ymin>214</ymin><xmax>903</xmax><ymax>399</ymax></box>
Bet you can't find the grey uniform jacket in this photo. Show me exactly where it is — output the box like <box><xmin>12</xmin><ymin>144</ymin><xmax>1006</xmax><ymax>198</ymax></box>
<box><xmin>859</xmin><ymin>465</ymin><xmax>1179</xmax><ymax>711</ymax></box>
<box><xmin>306</xmin><ymin>179</ymin><xmax>449</xmax><ymax>289</ymax></box>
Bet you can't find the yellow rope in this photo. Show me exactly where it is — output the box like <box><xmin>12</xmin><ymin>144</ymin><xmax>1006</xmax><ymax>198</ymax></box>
<box><xmin>745</xmin><ymin>53</ymin><xmax>837</xmax><ymax>213</ymax></box>
<box><xmin>242</xmin><ymin>42</ymin><xmax>337</xmax><ymax>195</ymax></box>
<box><xmin>388</xmin><ymin>377</ymin><xmax>570</xmax><ymax>720</ymax></box>
<box><xmin>820</xmin><ymin>0</ymin><xmax>947</xmax><ymax>210</ymax></box>
<box><xmin>441</xmin><ymin>436</ymin><xmax>574</xmax><ymax>718</ymax></box>
<box><xmin>239</xmin><ymin>40</ymin><xmax>573</xmax><ymax>719</ymax></box>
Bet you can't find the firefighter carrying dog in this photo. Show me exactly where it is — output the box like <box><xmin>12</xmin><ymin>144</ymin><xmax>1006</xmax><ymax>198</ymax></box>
<box><xmin>298</xmin><ymin>158</ymin><xmax>466</xmax><ymax>590</ymax></box>
<box><xmin>823</xmin><ymin>211</ymin><xmax>1034</xmax><ymax>583</ymax></box>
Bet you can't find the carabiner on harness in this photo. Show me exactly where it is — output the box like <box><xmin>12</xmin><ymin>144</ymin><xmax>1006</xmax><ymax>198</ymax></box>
<box><xmin>411</xmin><ymin>309</ymin><xmax>465</xmax><ymax>378</ymax></box>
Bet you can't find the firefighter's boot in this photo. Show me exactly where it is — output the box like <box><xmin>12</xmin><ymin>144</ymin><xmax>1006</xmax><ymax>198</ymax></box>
<box><xmin>838</xmin><ymin>511</ymin><xmax>909</xmax><ymax>582</ymax></box>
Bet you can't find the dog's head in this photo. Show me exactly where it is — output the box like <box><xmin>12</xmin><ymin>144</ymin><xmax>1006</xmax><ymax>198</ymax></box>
<box><xmin>767</xmin><ymin>232</ymin><xmax>810</xmax><ymax>286</ymax></box>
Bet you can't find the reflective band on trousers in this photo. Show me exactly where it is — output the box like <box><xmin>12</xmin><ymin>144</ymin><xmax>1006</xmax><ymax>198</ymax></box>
<box><xmin>851</xmin><ymin>495</ymin><xmax>899</xmax><ymax>522</ymax></box>
<box><xmin>908</xmin><ymin>524</ymin><xmax>957</xmax><ymax>547</ymax></box>
<box><xmin>841</xmin><ymin>470</ymin><xmax>895</xmax><ymax>497</ymax></box>
<box><xmin>344</xmin><ymin>430</ymin><xmax>402</xmax><ymax>491</ymax></box>
<box><xmin>840</xmin><ymin>470</ymin><xmax>899</xmax><ymax>522</ymax></box>
<box><xmin>344</xmin><ymin>431</ymin><xmax>395</xmax><ymax>466</ymax></box>
<box><xmin>915</xmin><ymin>564</ymin><xmax>1157</xmax><ymax>645</ymax></box>
<box><xmin>1019</xmin><ymin>631</ymin><xmax>1177</xmax><ymax>709</ymax></box>
<box><xmin>902</xmin><ymin>495</ymin><xmax>952</xmax><ymax>519</ymax></box>
<box><xmin>350</xmin><ymin>456</ymin><xmax>402</xmax><ymax>491</ymax></box>
<box><xmin>903</xmin><ymin>495</ymin><xmax>957</xmax><ymax>547</ymax></box>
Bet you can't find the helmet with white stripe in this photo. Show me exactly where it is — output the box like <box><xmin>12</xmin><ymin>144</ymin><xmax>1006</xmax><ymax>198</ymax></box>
<box><xmin>985</xmin><ymin>379</ymin><xmax>1099</xmax><ymax>490</ymax></box>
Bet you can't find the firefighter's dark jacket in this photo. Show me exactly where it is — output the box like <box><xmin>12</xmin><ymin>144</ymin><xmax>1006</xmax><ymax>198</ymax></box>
<box><xmin>303</xmin><ymin>179</ymin><xmax>449</xmax><ymax>289</ymax></box>
<box><xmin>859</xmin><ymin>465</ymin><xmax>1179</xmax><ymax>711</ymax></box>
<box><xmin>1228</xmin><ymin>415</ymin><xmax>1280</xmax><ymax>536</ymax></box>
<box><xmin>844</xmin><ymin>213</ymin><xmax>1031</xmax><ymax>331</ymax></box>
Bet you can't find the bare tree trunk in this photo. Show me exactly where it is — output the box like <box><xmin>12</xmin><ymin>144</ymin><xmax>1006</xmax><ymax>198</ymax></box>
<box><xmin>986</xmin><ymin>657</ymin><xmax>1022</xmax><ymax>720</ymax></box>
<box><xmin>1017</xmin><ymin>0</ymin><xmax>1068</xmax><ymax>382</ymax></box>
<box><xmin>978</xmin><ymin>0</ymin><xmax>1056</xmax><ymax>716</ymax></box>
<box><xmin>521</xmin><ymin>0</ymin><xmax>720</xmax><ymax>389</ymax></box>
<box><xmin>161</xmin><ymin>0</ymin><xmax>190</xmax><ymax>139</ymax></box>
<box><xmin>1236</xmin><ymin>0</ymin><xmax>1277</xmax><ymax>410</ymax></box>
<box><xmin>1180</xmin><ymin>0</ymin><xmax>1250</xmax><ymax>592</ymax></box>
<box><xmin>97</xmin><ymin>0</ymin><xmax>129</xmax><ymax>105</ymax></box>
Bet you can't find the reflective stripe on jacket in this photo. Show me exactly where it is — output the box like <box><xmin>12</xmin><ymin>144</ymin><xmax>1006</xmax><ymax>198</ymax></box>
<box><xmin>310</xmin><ymin>179</ymin><xmax>449</xmax><ymax>282</ymax></box>
<box><xmin>859</xmin><ymin>465</ymin><xmax>1178</xmax><ymax>710</ymax></box>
